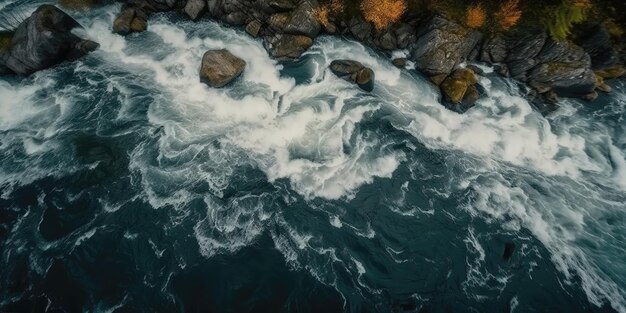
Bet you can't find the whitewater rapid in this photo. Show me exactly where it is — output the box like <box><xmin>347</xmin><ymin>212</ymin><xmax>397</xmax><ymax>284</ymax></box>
<box><xmin>1</xmin><ymin>2</ymin><xmax>625</xmax><ymax>312</ymax></box>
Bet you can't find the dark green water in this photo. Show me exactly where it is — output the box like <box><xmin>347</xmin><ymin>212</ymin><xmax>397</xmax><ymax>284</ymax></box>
<box><xmin>1</xmin><ymin>2</ymin><xmax>626</xmax><ymax>312</ymax></box>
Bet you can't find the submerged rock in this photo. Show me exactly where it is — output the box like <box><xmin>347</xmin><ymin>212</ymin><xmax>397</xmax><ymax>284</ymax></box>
<box><xmin>329</xmin><ymin>59</ymin><xmax>375</xmax><ymax>92</ymax></box>
<box><xmin>503</xmin><ymin>242</ymin><xmax>515</xmax><ymax>261</ymax></box>
<box><xmin>199</xmin><ymin>49</ymin><xmax>246</xmax><ymax>88</ymax></box>
<box><xmin>0</xmin><ymin>5</ymin><xmax>99</xmax><ymax>76</ymax></box>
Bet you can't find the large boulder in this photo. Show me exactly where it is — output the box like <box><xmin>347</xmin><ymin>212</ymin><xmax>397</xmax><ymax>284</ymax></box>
<box><xmin>410</xmin><ymin>16</ymin><xmax>482</xmax><ymax>78</ymax></box>
<box><xmin>578</xmin><ymin>24</ymin><xmax>620</xmax><ymax>70</ymax></box>
<box><xmin>329</xmin><ymin>60</ymin><xmax>375</xmax><ymax>92</ymax></box>
<box><xmin>199</xmin><ymin>49</ymin><xmax>246</xmax><ymax>88</ymax></box>
<box><xmin>527</xmin><ymin>39</ymin><xmax>596</xmax><ymax>97</ymax></box>
<box><xmin>0</xmin><ymin>5</ymin><xmax>99</xmax><ymax>75</ymax></box>
<box><xmin>264</xmin><ymin>34</ymin><xmax>313</xmax><ymax>60</ymax></box>
<box><xmin>439</xmin><ymin>68</ymin><xmax>481</xmax><ymax>113</ymax></box>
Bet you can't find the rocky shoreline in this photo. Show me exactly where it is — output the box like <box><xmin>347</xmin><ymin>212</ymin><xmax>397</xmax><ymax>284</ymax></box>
<box><xmin>1</xmin><ymin>0</ymin><xmax>625</xmax><ymax>115</ymax></box>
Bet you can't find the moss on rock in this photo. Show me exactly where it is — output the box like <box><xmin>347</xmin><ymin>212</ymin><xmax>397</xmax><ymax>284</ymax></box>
<box><xmin>0</xmin><ymin>31</ymin><xmax>12</xmax><ymax>50</ymax></box>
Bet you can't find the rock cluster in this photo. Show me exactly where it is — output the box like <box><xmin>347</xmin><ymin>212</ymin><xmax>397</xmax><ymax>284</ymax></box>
<box><xmin>111</xmin><ymin>0</ymin><xmax>625</xmax><ymax>113</ymax></box>
<box><xmin>3</xmin><ymin>0</ymin><xmax>623</xmax><ymax>115</ymax></box>
<box><xmin>329</xmin><ymin>60</ymin><xmax>375</xmax><ymax>92</ymax></box>
<box><xmin>0</xmin><ymin>5</ymin><xmax>99</xmax><ymax>76</ymax></box>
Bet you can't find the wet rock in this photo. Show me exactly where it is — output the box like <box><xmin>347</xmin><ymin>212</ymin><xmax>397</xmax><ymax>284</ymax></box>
<box><xmin>199</xmin><ymin>49</ymin><xmax>246</xmax><ymax>88</ymax></box>
<box><xmin>392</xmin><ymin>58</ymin><xmax>407</xmax><ymax>69</ymax></box>
<box><xmin>582</xmin><ymin>90</ymin><xmax>598</xmax><ymax>102</ymax></box>
<box><xmin>348</xmin><ymin>16</ymin><xmax>374</xmax><ymax>42</ymax></box>
<box><xmin>466</xmin><ymin>64</ymin><xmax>484</xmax><ymax>75</ymax></box>
<box><xmin>429</xmin><ymin>73</ymin><xmax>448</xmax><ymax>86</ymax></box>
<box><xmin>329</xmin><ymin>59</ymin><xmax>375</xmax><ymax>92</ymax></box>
<box><xmin>268</xmin><ymin>0</ymin><xmax>297</xmax><ymax>12</ymax></box>
<box><xmin>245</xmin><ymin>20</ymin><xmax>262</xmax><ymax>38</ymax></box>
<box><xmin>281</xmin><ymin>0</ymin><xmax>320</xmax><ymax>38</ymax></box>
<box><xmin>0</xmin><ymin>5</ymin><xmax>99</xmax><ymax>75</ymax></box>
<box><xmin>394</xmin><ymin>23</ymin><xmax>417</xmax><ymax>49</ymax></box>
<box><xmin>113</xmin><ymin>7</ymin><xmax>149</xmax><ymax>35</ymax></box>
<box><xmin>374</xmin><ymin>30</ymin><xmax>397</xmax><ymax>50</ymax></box>
<box><xmin>184</xmin><ymin>0</ymin><xmax>207</xmax><ymax>21</ymax></box>
<box><xmin>527</xmin><ymin>39</ymin><xmax>596</xmax><ymax>97</ymax></box>
<box><xmin>264</xmin><ymin>34</ymin><xmax>313</xmax><ymax>60</ymax></box>
<box><xmin>265</xmin><ymin>0</ymin><xmax>319</xmax><ymax>37</ymax></box>
<box><xmin>480</xmin><ymin>34</ymin><xmax>507</xmax><ymax>64</ymax></box>
<box><xmin>529</xmin><ymin>80</ymin><xmax>552</xmax><ymax>94</ymax></box>
<box><xmin>503</xmin><ymin>242</ymin><xmax>515</xmax><ymax>261</ymax></box>
<box><xmin>595</xmin><ymin>65</ymin><xmax>625</xmax><ymax>79</ymax></box>
<box><xmin>594</xmin><ymin>75</ymin><xmax>611</xmax><ymax>93</ymax></box>
<box><xmin>410</xmin><ymin>16</ymin><xmax>482</xmax><ymax>77</ymax></box>
<box><xmin>440</xmin><ymin>68</ymin><xmax>478</xmax><ymax>104</ymax></box>
<box><xmin>505</xmin><ymin>30</ymin><xmax>547</xmax><ymax>63</ymax></box>
<box><xmin>224</xmin><ymin>11</ymin><xmax>248</xmax><ymax>26</ymax></box>
<box><xmin>579</xmin><ymin>24</ymin><xmax>620</xmax><ymax>70</ymax></box>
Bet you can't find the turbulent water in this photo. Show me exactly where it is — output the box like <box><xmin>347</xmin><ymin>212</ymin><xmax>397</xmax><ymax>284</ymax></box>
<box><xmin>1</xmin><ymin>2</ymin><xmax>626</xmax><ymax>312</ymax></box>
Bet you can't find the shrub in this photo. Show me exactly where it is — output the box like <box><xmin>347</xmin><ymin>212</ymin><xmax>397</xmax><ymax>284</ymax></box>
<box><xmin>541</xmin><ymin>0</ymin><xmax>593</xmax><ymax>40</ymax></box>
<box><xmin>465</xmin><ymin>4</ymin><xmax>486</xmax><ymax>29</ymax></box>
<box><xmin>315</xmin><ymin>0</ymin><xmax>345</xmax><ymax>29</ymax></box>
<box><xmin>360</xmin><ymin>0</ymin><xmax>408</xmax><ymax>30</ymax></box>
<box><xmin>496</xmin><ymin>0</ymin><xmax>522</xmax><ymax>31</ymax></box>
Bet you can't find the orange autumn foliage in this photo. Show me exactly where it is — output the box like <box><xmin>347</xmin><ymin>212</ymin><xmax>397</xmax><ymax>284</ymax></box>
<box><xmin>466</xmin><ymin>4</ymin><xmax>486</xmax><ymax>29</ymax></box>
<box><xmin>496</xmin><ymin>0</ymin><xmax>522</xmax><ymax>31</ymax></box>
<box><xmin>360</xmin><ymin>0</ymin><xmax>408</xmax><ymax>30</ymax></box>
<box><xmin>315</xmin><ymin>0</ymin><xmax>345</xmax><ymax>29</ymax></box>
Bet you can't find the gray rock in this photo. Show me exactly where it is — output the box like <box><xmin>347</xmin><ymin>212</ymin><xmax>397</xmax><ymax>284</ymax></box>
<box><xmin>0</xmin><ymin>5</ymin><xmax>99</xmax><ymax>75</ymax></box>
<box><xmin>184</xmin><ymin>0</ymin><xmax>207</xmax><ymax>21</ymax></box>
<box><xmin>375</xmin><ymin>31</ymin><xmax>397</xmax><ymax>50</ymax></box>
<box><xmin>527</xmin><ymin>39</ymin><xmax>596</xmax><ymax>97</ymax></box>
<box><xmin>394</xmin><ymin>23</ymin><xmax>417</xmax><ymax>49</ymax></box>
<box><xmin>199</xmin><ymin>49</ymin><xmax>246</xmax><ymax>88</ymax></box>
<box><xmin>410</xmin><ymin>16</ymin><xmax>482</xmax><ymax>77</ymax></box>
<box><xmin>480</xmin><ymin>34</ymin><xmax>507</xmax><ymax>63</ymax></box>
<box><xmin>268</xmin><ymin>0</ymin><xmax>296</xmax><ymax>12</ymax></box>
<box><xmin>579</xmin><ymin>24</ymin><xmax>619</xmax><ymax>70</ymax></box>
<box><xmin>348</xmin><ymin>16</ymin><xmax>373</xmax><ymax>42</ymax></box>
<box><xmin>280</xmin><ymin>0</ymin><xmax>321</xmax><ymax>38</ymax></box>
<box><xmin>329</xmin><ymin>59</ymin><xmax>375</xmax><ymax>92</ymax></box>
<box><xmin>224</xmin><ymin>11</ymin><xmax>248</xmax><ymax>25</ymax></box>
<box><xmin>505</xmin><ymin>30</ymin><xmax>547</xmax><ymax>62</ymax></box>
<box><xmin>264</xmin><ymin>34</ymin><xmax>313</xmax><ymax>60</ymax></box>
